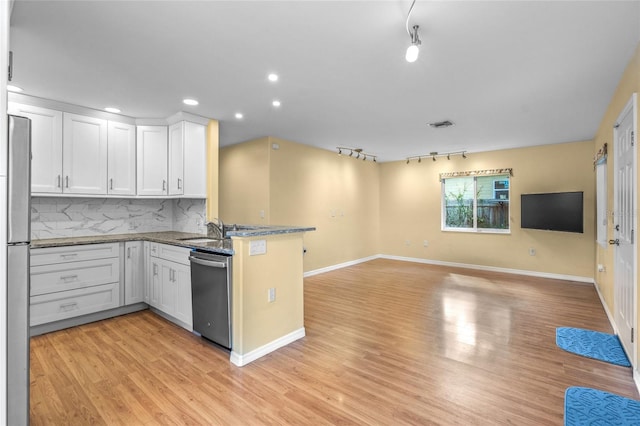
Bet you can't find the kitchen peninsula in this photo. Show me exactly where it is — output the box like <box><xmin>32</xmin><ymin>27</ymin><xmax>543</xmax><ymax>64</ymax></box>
<box><xmin>31</xmin><ymin>224</ymin><xmax>315</xmax><ymax>366</ymax></box>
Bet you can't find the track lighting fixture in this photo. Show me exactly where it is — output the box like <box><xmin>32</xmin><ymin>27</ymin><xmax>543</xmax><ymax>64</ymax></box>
<box><xmin>336</xmin><ymin>147</ymin><xmax>377</xmax><ymax>163</ymax></box>
<box><xmin>405</xmin><ymin>151</ymin><xmax>468</xmax><ymax>164</ymax></box>
<box><xmin>405</xmin><ymin>0</ymin><xmax>421</xmax><ymax>63</ymax></box>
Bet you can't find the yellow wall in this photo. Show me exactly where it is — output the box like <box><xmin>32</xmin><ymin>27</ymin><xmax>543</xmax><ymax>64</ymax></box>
<box><xmin>268</xmin><ymin>137</ymin><xmax>380</xmax><ymax>272</ymax></box>
<box><xmin>231</xmin><ymin>233</ymin><xmax>305</xmax><ymax>355</ymax></box>
<box><xmin>219</xmin><ymin>137</ymin><xmax>271</xmax><ymax>224</ymax></box>
<box><xmin>593</xmin><ymin>44</ymin><xmax>640</xmax><ymax>361</ymax></box>
<box><xmin>220</xmin><ymin>137</ymin><xmax>380</xmax><ymax>272</ymax></box>
<box><xmin>379</xmin><ymin>141</ymin><xmax>596</xmax><ymax>278</ymax></box>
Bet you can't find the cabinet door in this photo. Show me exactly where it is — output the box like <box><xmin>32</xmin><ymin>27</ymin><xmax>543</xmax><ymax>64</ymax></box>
<box><xmin>62</xmin><ymin>113</ymin><xmax>108</xmax><ymax>194</ymax></box>
<box><xmin>168</xmin><ymin>122</ymin><xmax>184</xmax><ymax>196</ymax></box>
<box><xmin>136</xmin><ymin>126</ymin><xmax>167</xmax><ymax>196</ymax></box>
<box><xmin>149</xmin><ymin>258</ymin><xmax>161</xmax><ymax>308</ymax></box>
<box><xmin>174</xmin><ymin>262</ymin><xmax>192</xmax><ymax>329</ymax></box>
<box><xmin>124</xmin><ymin>241</ymin><xmax>144</xmax><ymax>305</ymax></box>
<box><xmin>143</xmin><ymin>242</ymin><xmax>150</xmax><ymax>304</ymax></box>
<box><xmin>183</xmin><ymin>122</ymin><xmax>206</xmax><ymax>198</ymax></box>
<box><xmin>159</xmin><ymin>261</ymin><xmax>177</xmax><ymax>316</ymax></box>
<box><xmin>108</xmin><ymin>121</ymin><xmax>136</xmax><ymax>196</ymax></box>
<box><xmin>8</xmin><ymin>103</ymin><xmax>63</xmax><ymax>193</ymax></box>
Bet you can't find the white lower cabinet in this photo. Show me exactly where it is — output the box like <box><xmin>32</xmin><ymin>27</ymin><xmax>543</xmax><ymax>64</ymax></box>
<box><xmin>30</xmin><ymin>243</ymin><xmax>121</xmax><ymax>326</ymax></box>
<box><xmin>148</xmin><ymin>242</ymin><xmax>193</xmax><ymax>330</ymax></box>
<box><xmin>30</xmin><ymin>283</ymin><xmax>120</xmax><ymax>326</ymax></box>
<box><xmin>124</xmin><ymin>241</ymin><xmax>145</xmax><ymax>305</ymax></box>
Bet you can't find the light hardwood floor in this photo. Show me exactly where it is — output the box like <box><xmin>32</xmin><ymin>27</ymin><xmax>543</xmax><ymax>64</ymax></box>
<box><xmin>30</xmin><ymin>259</ymin><xmax>639</xmax><ymax>425</ymax></box>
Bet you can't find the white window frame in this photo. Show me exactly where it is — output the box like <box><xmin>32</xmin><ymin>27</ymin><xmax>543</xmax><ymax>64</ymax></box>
<box><xmin>441</xmin><ymin>175</ymin><xmax>511</xmax><ymax>234</ymax></box>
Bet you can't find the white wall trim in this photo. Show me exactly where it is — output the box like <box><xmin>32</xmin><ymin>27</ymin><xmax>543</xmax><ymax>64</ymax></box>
<box><xmin>593</xmin><ymin>280</ymin><xmax>618</xmax><ymax>334</ymax></box>
<box><xmin>304</xmin><ymin>255</ymin><xmax>378</xmax><ymax>277</ymax></box>
<box><xmin>230</xmin><ymin>327</ymin><xmax>305</xmax><ymax>367</ymax></box>
<box><xmin>306</xmin><ymin>253</ymin><xmax>594</xmax><ymax>284</ymax></box>
<box><xmin>378</xmin><ymin>254</ymin><xmax>594</xmax><ymax>283</ymax></box>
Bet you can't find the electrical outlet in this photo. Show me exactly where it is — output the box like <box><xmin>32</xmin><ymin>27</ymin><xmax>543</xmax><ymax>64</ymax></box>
<box><xmin>405</xmin><ymin>240</ymin><xmax>411</xmax><ymax>246</ymax></box>
<box><xmin>423</xmin><ymin>240</ymin><xmax>429</xmax><ymax>247</ymax></box>
<box><xmin>529</xmin><ymin>248</ymin><xmax>536</xmax><ymax>256</ymax></box>
<box><xmin>598</xmin><ymin>264</ymin><xmax>606</xmax><ymax>272</ymax></box>
<box><xmin>268</xmin><ymin>288</ymin><xmax>276</xmax><ymax>303</ymax></box>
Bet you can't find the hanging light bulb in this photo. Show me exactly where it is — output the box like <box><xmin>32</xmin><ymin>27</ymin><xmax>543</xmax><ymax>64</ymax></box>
<box><xmin>406</xmin><ymin>26</ymin><xmax>421</xmax><ymax>63</ymax></box>
<box><xmin>405</xmin><ymin>0</ymin><xmax>421</xmax><ymax>63</ymax></box>
<box><xmin>462</xmin><ymin>152</ymin><xmax>467</xmax><ymax>159</ymax></box>
<box><xmin>418</xmin><ymin>157</ymin><xmax>421</xmax><ymax>163</ymax></box>
<box><xmin>432</xmin><ymin>156</ymin><xmax>436</xmax><ymax>162</ymax></box>
<box><xmin>349</xmin><ymin>150</ymin><xmax>353</xmax><ymax>157</ymax></box>
<box><xmin>338</xmin><ymin>148</ymin><xmax>342</xmax><ymax>156</ymax></box>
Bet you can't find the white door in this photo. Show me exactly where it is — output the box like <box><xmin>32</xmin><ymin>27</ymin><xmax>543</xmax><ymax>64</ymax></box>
<box><xmin>136</xmin><ymin>126</ymin><xmax>167</xmax><ymax>196</ymax></box>
<box><xmin>8</xmin><ymin>103</ymin><xmax>63</xmax><ymax>193</ymax></box>
<box><xmin>613</xmin><ymin>93</ymin><xmax>637</xmax><ymax>361</ymax></box>
<box><xmin>62</xmin><ymin>113</ymin><xmax>108</xmax><ymax>194</ymax></box>
<box><xmin>107</xmin><ymin>121</ymin><xmax>136</xmax><ymax>196</ymax></box>
<box><xmin>168</xmin><ymin>122</ymin><xmax>185</xmax><ymax>196</ymax></box>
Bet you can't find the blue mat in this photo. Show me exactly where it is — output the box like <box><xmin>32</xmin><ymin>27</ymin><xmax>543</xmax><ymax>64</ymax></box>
<box><xmin>565</xmin><ymin>387</ymin><xmax>640</xmax><ymax>425</ymax></box>
<box><xmin>556</xmin><ymin>327</ymin><xmax>631</xmax><ymax>367</ymax></box>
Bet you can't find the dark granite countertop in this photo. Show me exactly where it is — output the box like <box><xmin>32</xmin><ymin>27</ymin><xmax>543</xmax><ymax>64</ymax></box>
<box><xmin>31</xmin><ymin>225</ymin><xmax>315</xmax><ymax>255</ymax></box>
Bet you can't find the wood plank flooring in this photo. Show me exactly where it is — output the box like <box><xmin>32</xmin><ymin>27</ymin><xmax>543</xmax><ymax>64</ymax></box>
<box><xmin>30</xmin><ymin>259</ymin><xmax>639</xmax><ymax>425</ymax></box>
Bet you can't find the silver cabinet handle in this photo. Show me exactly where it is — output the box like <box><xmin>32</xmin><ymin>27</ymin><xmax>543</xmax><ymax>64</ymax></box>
<box><xmin>127</xmin><ymin>247</ymin><xmax>131</xmax><ymax>259</ymax></box>
<box><xmin>177</xmin><ymin>178</ymin><xmax>182</xmax><ymax>190</ymax></box>
<box><xmin>153</xmin><ymin>264</ymin><xmax>158</xmax><ymax>275</ymax></box>
<box><xmin>170</xmin><ymin>269</ymin><xmax>175</xmax><ymax>282</ymax></box>
<box><xmin>59</xmin><ymin>302</ymin><xmax>78</xmax><ymax>312</ymax></box>
<box><xmin>57</xmin><ymin>175</ymin><xmax>61</xmax><ymax>188</ymax></box>
<box><xmin>162</xmin><ymin>180</ymin><xmax>166</xmax><ymax>191</ymax></box>
<box><xmin>65</xmin><ymin>176</ymin><xmax>69</xmax><ymax>188</ymax></box>
<box><xmin>60</xmin><ymin>274</ymin><xmax>78</xmax><ymax>281</ymax></box>
<box><xmin>110</xmin><ymin>178</ymin><xmax>114</xmax><ymax>190</ymax></box>
<box><xmin>60</xmin><ymin>253</ymin><xmax>77</xmax><ymax>259</ymax></box>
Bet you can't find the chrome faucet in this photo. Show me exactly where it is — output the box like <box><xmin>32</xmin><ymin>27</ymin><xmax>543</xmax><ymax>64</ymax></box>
<box><xmin>205</xmin><ymin>218</ymin><xmax>225</xmax><ymax>239</ymax></box>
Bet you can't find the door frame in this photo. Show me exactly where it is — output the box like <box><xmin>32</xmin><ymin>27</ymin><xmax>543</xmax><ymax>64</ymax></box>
<box><xmin>613</xmin><ymin>93</ymin><xmax>638</xmax><ymax>371</ymax></box>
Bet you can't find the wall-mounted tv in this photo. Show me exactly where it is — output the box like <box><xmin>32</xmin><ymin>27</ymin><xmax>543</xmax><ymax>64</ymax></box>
<box><xmin>521</xmin><ymin>191</ymin><xmax>584</xmax><ymax>233</ymax></box>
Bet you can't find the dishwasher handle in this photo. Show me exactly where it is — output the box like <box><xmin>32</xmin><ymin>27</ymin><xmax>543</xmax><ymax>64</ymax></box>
<box><xmin>189</xmin><ymin>255</ymin><xmax>227</xmax><ymax>269</ymax></box>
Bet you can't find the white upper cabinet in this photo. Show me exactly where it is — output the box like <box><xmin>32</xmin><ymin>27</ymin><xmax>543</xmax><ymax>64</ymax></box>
<box><xmin>63</xmin><ymin>113</ymin><xmax>108</xmax><ymax>194</ymax></box>
<box><xmin>107</xmin><ymin>121</ymin><xmax>136</xmax><ymax>196</ymax></box>
<box><xmin>8</xmin><ymin>103</ymin><xmax>63</xmax><ymax>193</ymax></box>
<box><xmin>136</xmin><ymin>125</ymin><xmax>168</xmax><ymax>196</ymax></box>
<box><xmin>168</xmin><ymin>122</ymin><xmax>185</xmax><ymax>196</ymax></box>
<box><xmin>183</xmin><ymin>121</ymin><xmax>207</xmax><ymax>198</ymax></box>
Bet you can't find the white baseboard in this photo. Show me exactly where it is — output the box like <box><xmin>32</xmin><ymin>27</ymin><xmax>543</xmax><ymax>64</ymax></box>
<box><xmin>307</xmin><ymin>253</ymin><xmax>594</xmax><ymax>284</ymax></box>
<box><xmin>230</xmin><ymin>327</ymin><xmax>305</xmax><ymax>367</ymax></box>
<box><xmin>304</xmin><ymin>255</ymin><xmax>378</xmax><ymax>277</ymax></box>
<box><xmin>378</xmin><ymin>254</ymin><xmax>594</xmax><ymax>284</ymax></box>
<box><xmin>592</xmin><ymin>280</ymin><xmax>618</xmax><ymax>334</ymax></box>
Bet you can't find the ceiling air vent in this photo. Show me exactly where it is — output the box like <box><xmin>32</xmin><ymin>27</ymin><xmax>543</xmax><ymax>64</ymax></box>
<box><xmin>428</xmin><ymin>120</ymin><xmax>454</xmax><ymax>129</ymax></box>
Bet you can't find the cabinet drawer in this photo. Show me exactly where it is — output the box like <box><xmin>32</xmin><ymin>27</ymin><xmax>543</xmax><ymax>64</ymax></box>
<box><xmin>31</xmin><ymin>243</ymin><xmax>119</xmax><ymax>266</ymax></box>
<box><xmin>150</xmin><ymin>243</ymin><xmax>191</xmax><ymax>265</ymax></box>
<box><xmin>30</xmin><ymin>282</ymin><xmax>120</xmax><ymax>326</ymax></box>
<box><xmin>31</xmin><ymin>257</ymin><xmax>120</xmax><ymax>296</ymax></box>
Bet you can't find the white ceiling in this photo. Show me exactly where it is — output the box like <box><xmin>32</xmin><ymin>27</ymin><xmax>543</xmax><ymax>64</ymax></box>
<box><xmin>9</xmin><ymin>1</ymin><xmax>640</xmax><ymax>162</ymax></box>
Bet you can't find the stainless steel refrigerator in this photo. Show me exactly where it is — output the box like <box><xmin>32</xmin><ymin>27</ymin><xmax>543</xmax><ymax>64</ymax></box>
<box><xmin>7</xmin><ymin>114</ymin><xmax>31</xmax><ymax>425</ymax></box>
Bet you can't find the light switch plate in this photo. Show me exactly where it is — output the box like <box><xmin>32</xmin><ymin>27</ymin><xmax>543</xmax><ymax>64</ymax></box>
<box><xmin>249</xmin><ymin>239</ymin><xmax>267</xmax><ymax>256</ymax></box>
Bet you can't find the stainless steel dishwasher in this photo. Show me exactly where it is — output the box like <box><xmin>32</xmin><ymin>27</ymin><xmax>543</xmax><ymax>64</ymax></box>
<box><xmin>189</xmin><ymin>250</ymin><xmax>232</xmax><ymax>349</ymax></box>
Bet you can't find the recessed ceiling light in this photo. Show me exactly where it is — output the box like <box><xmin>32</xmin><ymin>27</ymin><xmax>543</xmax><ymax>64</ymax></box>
<box><xmin>104</xmin><ymin>107</ymin><xmax>121</xmax><ymax>114</ymax></box>
<box><xmin>272</xmin><ymin>100</ymin><xmax>281</xmax><ymax>107</ymax></box>
<box><xmin>7</xmin><ymin>85</ymin><xmax>23</xmax><ymax>93</ymax></box>
<box><xmin>183</xmin><ymin>98</ymin><xmax>199</xmax><ymax>106</ymax></box>
<box><xmin>268</xmin><ymin>73</ymin><xmax>279</xmax><ymax>82</ymax></box>
<box><xmin>235</xmin><ymin>113</ymin><xmax>243</xmax><ymax>119</ymax></box>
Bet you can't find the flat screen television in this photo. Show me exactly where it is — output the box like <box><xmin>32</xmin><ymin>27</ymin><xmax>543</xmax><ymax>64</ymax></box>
<box><xmin>521</xmin><ymin>191</ymin><xmax>584</xmax><ymax>233</ymax></box>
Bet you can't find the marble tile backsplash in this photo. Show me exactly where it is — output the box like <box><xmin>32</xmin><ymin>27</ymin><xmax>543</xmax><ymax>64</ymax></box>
<box><xmin>31</xmin><ymin>197</ymin><xmax>206</xmax><ymax>240</ymax></box>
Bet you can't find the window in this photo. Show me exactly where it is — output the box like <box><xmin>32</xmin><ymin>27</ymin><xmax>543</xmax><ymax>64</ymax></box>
<box><xmin>442</xmin><ymin>174</ymin><xmax>510</xmax><ymax>232</ymax></box>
